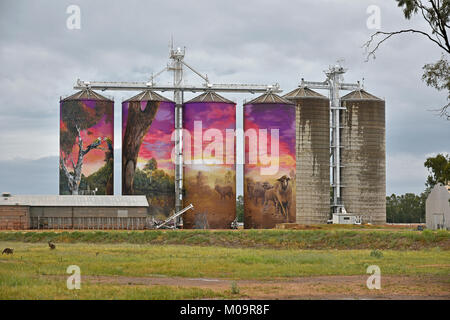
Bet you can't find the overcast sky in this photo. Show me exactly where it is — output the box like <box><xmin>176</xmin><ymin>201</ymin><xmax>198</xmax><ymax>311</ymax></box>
<box><xmin>0</xmin><ymin>0</ymin><xmax>448</xmax><ymax>196</ymax></box>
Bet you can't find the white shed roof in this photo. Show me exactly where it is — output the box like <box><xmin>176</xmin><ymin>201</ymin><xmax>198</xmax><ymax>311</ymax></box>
<box><xmin>0</xmin><ymin>195</ymin><xmax>149</xmax><ymax>207</ymax></box>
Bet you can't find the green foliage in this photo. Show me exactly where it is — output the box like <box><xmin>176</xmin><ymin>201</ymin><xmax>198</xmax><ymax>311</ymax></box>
<box><xmin>424</xmin><ymin>153</ymin><xmax>450</xmax><ymax>188</ymax></box>
<box><xmin>386</xmin><ymin>193</ymin><xmax>426</xmax><ymax>223</ymax></box>
<box><xmin>84</xmin><ymin>160</ymin><xmax>113</xmax><ymax>195</ymax></box>
<box><xmin>370</xmin><ymin>249</ymin><xmax>384</xmax><ymax>258</ymax></box>
<box><xmin>396</xmin><ymin>0</ymin><xmax>450</xmax><ymax>23</ymax></box>
<box><xmin>1</xmin><ymin>229</ymin><xmax>448</xmax><ymax>250</ymax></box>
<box><xmin>422</xmin><ymin>56</ymin><xmax>450</xmax><ymax>94</ymax></box>
<box><xmin>133</xmin><ymin>165</ymin><xmax>174</xmax><ymax>196</ymax></box>
<box><xmin>236</xmin><ymin>195</ymin><xmax>244</xmax><ymax>222</ymax></box>
<box><xmin>60</xmin><ymin>100</ymin><xmax>112</xmax><ymax>154</ymax></box>
<box><xmin>387</xmin><ymin>154</ymin><xmax>450</xmax><ymax>224</ymax></box>
<box><xmin>144</xmin><ymin>158</ymin><xmax>158</xmax><ymax>172</ymax></box>
<box><xmin>59</xmin><ymin>168</ymin><xmax>89</xmax><ymax>195</ymax></box>
<box><xmin>231</xmin><ymin>281</ymin><xmax>240</xmax><ymax>294</ymax></box>
<box><xmin>422</xmin><ymin>56</ymin><xmax>450</xmax><ymax>118</ymax></box>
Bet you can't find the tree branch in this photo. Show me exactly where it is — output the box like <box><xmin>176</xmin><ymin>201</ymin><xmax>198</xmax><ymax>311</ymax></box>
<box><xmin>417</xmin><ymin>1</ymin><xmax>446</xmax><ymax>43</ymax></box>
<box><xmin>70</xmin><ymin>156</ymin><xmax>76</xmax><ymax>171</ymax></box>
<box><xmin>426</xmin><ymin>103</ymin><xmax>450</xmax><ymax>119</ymax></box>
<box><xmin>363</xmin><ymin>29</ymin><xmax>450</xmax><ymax>61</ymax></box>
<box><xmin>60</xmin><ymin>152</ymin><xmax>75</xmax><ymax>191</ymax></box>
<box><xmin>75</xmin><ymin>125</ymin><xmax>83</xmax><ymax>172</ymax></box>
<box><xmin>59</xmin><ymin>153</ymin><xmax>71</xmax><ymax>180</ymax></box>
<box><xmin>429</xmin><ymin>0</ymin><xmax>450</xmax><ymax>52</ymax></box>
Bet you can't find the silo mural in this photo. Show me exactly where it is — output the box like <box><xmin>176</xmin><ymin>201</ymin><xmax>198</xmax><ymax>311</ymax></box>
<box><xmin>122</xmin><ymin>90</ymin><xmax>175</xmax><ymax>219</ymax></box>
<box><xmin>244</xmin><ymin>92</ymin><xmax>296</xmax><ymax>229</ymax></box>
<box><xmin>59</xmin><ymin>89</ymin><xmax>114</xmax><ymax>195</ymax></box>
<box><xmin>182</xmin><ymin>92</ymin><xmax>236</xmax><ymax>229</ymax></box>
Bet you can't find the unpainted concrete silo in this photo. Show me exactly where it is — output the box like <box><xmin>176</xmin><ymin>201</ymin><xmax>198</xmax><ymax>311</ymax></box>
<box><xmin>59</xmin><ymin>88</ymin><xmax>114</xmax><ymax>195</ymax></box>
<box><xmin>340</xmin><ymin>89</ymin><xmax>386</xmax><ymax>224</ymax></box>
<box><xmin>122</xmin><ymin>90</ymin><xmax>175</xmax><ymax>219</ymax></box>
<box><xmin>283</xmin><ymin>87</ymin><xmax>330</xmax><ymax>224</ymax></box>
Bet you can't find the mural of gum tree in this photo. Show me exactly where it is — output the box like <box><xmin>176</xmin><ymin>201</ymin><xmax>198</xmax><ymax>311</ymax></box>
<box><xmin>244</xmin><ymin>92</ymin><xmax>296</xmax><ymax>229</ymax></box>
<box><xmin>122</xmin><ymin>90</ymin><xmax>175</xmax><ymax>218</ymax></box>
<box><xmin>59</xmin><ymin>89</ymin><xmax>114</xmax><ymax>195</ymax></box>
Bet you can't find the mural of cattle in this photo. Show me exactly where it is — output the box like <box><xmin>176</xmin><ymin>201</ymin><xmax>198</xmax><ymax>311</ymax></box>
<box><xmin>214</xmin><ymin>185</ymin><xmax>234</xmax><ymax>200</ymax></box>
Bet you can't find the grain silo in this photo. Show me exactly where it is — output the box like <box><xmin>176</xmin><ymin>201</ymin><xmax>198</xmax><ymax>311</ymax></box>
<box><xmin>340</xmin><ymin>89</ymin><xmax>386</xmax><ymax>224</ymax></box>
<box><xmin>122</xmin><ymin>90</ymin><xmax>175</xmax><ymax>219</ymax></box>
<box><xmin>243</xmin><ymin>92</ymin><xmax>296</xmax><ymax>229</ymax></box>
<box><xmin>283</xmin><ymin>87</ymin><xmax>330</xmax><ymax>224</ymax></box>
<box><xmin>182</xmin><ymin>91</ymin><xmax>236</xmax><ymax>229</ymax></box>
<box><xmin>59</xmin><ymin>88</ymin><xmax>114</xmax><ymax>195</ymax></box>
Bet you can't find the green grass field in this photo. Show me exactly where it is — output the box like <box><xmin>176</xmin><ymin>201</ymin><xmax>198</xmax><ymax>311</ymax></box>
<box><xmin>0</xmin><ymin>228</ymin><xmax>448</xmax><ymax>250</ymax></box>
<box><xmin>1</xmin><ymin>229</ymin><xmax>449</xmax><ymax>299</ymax></box>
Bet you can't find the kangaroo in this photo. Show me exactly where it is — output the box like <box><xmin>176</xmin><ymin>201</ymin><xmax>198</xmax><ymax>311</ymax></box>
<box><xmin>2</xmin><ymin>248</ymin><xmax>14</xmax><ymax>255</ymax></box>
<box><xmin>48</xmin><ymin>241</ymin><xmax>56</xmax><ymax>250</ymax></box>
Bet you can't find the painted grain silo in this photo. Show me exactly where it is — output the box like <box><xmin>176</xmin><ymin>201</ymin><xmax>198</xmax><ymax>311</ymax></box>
<box><xmin>283</xmin><ymin>87</ymin><xmax>330</xmax><ymax>224</ymax></box>
<box><xmin>340</xmin><ymin>89</ymin><xmax>386</xmax><ymax>224</ymax></box>
<box><xmin>122</xmin><ymin>90</ymin><xmax>175</xmax><ymax>219</ymax></box>
<box><xmin>244</xmin><ymin>92</ymin><xmax>296</xmax><ymax>229</ymax></box>
<box><xmin>182</xmin><ymin>91</ymin><xmax>236</xmax><ymax>229</ymax></box>
<box><xmin>59</xmin><ymin>88</ymin><xmax>114</xmax><ymax>195</ymax></box>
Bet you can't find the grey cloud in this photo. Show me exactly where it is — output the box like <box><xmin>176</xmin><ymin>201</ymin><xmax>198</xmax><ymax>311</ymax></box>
<box><xmin>0</xmin><ymin>0</ymin><xmax>448</xmax><ymax>196</ymax></box>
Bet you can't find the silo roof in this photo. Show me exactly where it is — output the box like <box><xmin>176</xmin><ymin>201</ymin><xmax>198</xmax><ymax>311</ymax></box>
<box><xmin>341</xmin><ymin>89</ymin><xmax>382</xmax><ymax>101</ymax></box>
<box><xmin>62</xmin><ymin>88</ymin><xmax>113</xmax><ymax>101</ymax></box>
<box><xmin>283</xmin><ymin>87</ymin><xmax>328</xmax><ymax>100</ymax></box>
<box><xmin>185</xmin><ymin>91</ymin><xmax>235</xmax><ymax>104</ymax></box>
<box><xmin>124</xmin><ymin>90</ymin><xmax>174</xmax><ymax>103</ymax></box>
<box><xmin>245</xmin><ymin>92</ymin><xmax>294</xmax><ymax>105</ymax></box>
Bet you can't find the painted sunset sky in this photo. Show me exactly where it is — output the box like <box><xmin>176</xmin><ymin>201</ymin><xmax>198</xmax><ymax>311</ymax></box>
<box><xmin>122</xmin><ymin>101</ymin><xmax>175</xmax><ymax>174</ymax></box>
<box><xmin>244</xmin><ymin>103</ymin><xmax>296</xmax><ymax>179</ymax></box>
<box><xmin>60</xmin><ymin>100</ymin><xmax>114</xmax><ymax>177</ymax></box>
<box><xmin>183</xmin><ymin>102</ymin><xmax>236</xmax><ymax>166</ymax></box>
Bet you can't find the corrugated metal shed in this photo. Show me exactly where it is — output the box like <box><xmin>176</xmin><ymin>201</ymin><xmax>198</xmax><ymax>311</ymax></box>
<box><xmin>283</xmin><ymin>87</ymin><xmax>328</xmax><ymax>100</ymax></box>
<box><xmin>340</xmin><ymin>89</ymin><xmax>383</xmax><ymax>101</ymax></box>
<box><xmin>61</xmin><ymin>88</ymin><xmax>113</xmax><ymax>101</ymax></box>
<box><xmin>0</xmin><ymin>195</ymin><xmax>149</xmax><ymax>207</ymax></box>
<box><xmin>124</xmin><ymin>90</ymin><xmax>174</xmax><ymax>103</ymax></box>
<box><xmin>426</xmin><ymin>183</ymin><xmax>450</xmax><ymax>230</ymax></box>
<box><xmin>245</xmin><ymin>92</ymin><xmax>293</xmax><ymax>105</ymax></box>
<box><xmin>185</xmin><ymin>91</ymin><xmax>234</xmax><ymax>104</ymax></box>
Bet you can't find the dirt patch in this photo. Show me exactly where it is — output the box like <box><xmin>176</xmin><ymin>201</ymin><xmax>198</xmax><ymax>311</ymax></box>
<box><xmin>46</xmin><ymin>274</ymin><xmax>450</xmax><ymax>300</ymax></box>
<box><xmin>417</xmin><ymin>264</ymin><xmax>450</xmax><ymax>268</ymax></box>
